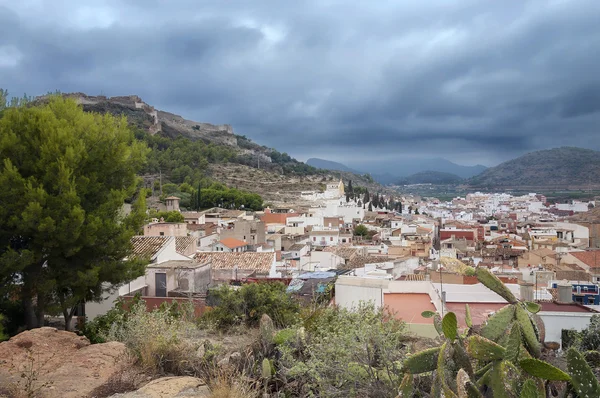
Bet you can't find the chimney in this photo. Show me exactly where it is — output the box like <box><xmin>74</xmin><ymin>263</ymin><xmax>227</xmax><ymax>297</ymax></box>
<box><xmin>557</xmin><ymin>283</ymin><xmax>573</xmax><ymax>304</ymax></box>
<box><xmin>519</xmin><ymin>282</ymin><xmax>534</xmax><ymax>302</ymax></box>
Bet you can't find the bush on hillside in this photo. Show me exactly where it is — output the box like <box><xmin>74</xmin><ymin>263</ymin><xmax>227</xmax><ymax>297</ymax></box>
<box><xmin>278</xmin><ymin>302</ymin><xmax>410</xmax><ymax>397</ymax></box>
<box><xmin>104</xmin><ymin>301</ymin><xmax>198</xmax><ymax>375</ymax></box>
<box><xmin>201</xmin><ymin>283</ymin><xmax>299</xmax><ymax>331</ymax></box>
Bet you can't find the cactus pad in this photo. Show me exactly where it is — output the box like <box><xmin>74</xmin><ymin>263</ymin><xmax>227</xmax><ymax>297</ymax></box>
<box><xmin>515</xmin><ymin>305</ymin><xmax>541</xmax><ymax>357</ymax></box>
<box><xmin>403</xmin><ymin>346</ymin><xmax>441</xmax><ymax>374</ymax></box>
<box><xmin>567</xmin><ymin>348</ymin><xmax>600</xmax><ymax>397</ymax></box>
<box><xmin>475</xmin><ymin>267</ymin><xmax>517</xmax><ymax>304</ymax></box>
<box><xmin>466</xmin><ymin>335</ymin><xmax>506</xmax><ymax>361</ymax></box>
<box><xmin>519</xmin><ymin>358</ymin><xmax>570</xmax><ymax>381</ymax></box>
<box><xmin>504</xmin><ymin>323</ymin><xmax>521</xmax><ymax>363</ymax></box>
<box><xmin>442</xmin><ymin>312</ymin><xmax>459</xmax><ymax>340</ymax></box>
<box><xmin>480</xmin><ymin>305</ymin><xmax>515</xmax><ymax>342</ymax></box>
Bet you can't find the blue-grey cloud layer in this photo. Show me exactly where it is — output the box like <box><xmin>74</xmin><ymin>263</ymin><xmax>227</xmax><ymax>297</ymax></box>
<box><xmin>1</xmin><ymin>0</ymin><xmax>599</xmax><ymax>170</ymax></box>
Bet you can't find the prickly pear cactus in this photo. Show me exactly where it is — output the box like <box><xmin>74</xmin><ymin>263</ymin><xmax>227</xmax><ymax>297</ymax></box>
<box><xmin>475</xmin><ymin>267</ymin><xmax>517</xmax><ymax>304</ymax></box>
<box><xmin>567</xmin><ymin>348</ymin><xmax>600</xmax><ymax>397</ymax></box>
<box><xmin>399</xmin><ymin>268</ymin><xmax>600</xmax><ymax>397</ymax></box>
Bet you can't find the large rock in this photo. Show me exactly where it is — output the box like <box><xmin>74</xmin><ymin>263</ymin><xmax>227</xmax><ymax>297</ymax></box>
<box><xmin>109</xmin><ymin>376</ymin><xmax>209</xmax><ymax>398</ymax></box>
<box><xmin>0</xmin><ymin>327</ymin><xmax>127</xmax><ymax>398</ymax></box>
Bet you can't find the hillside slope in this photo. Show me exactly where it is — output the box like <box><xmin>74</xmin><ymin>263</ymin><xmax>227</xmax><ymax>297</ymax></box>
<box><xmin>45</xmin><ymin>93</ymin><xmax>384</xmax><ymax>204</ymax></box>
<box><xmin>396</xmin><ymin>171</ymin><xmax>463</xmax><ymax>185</ymax></box>
<box><xmin>469</xmin><ymin>147</ymin><xmax>600</xmax><ymax>188</ymax></box>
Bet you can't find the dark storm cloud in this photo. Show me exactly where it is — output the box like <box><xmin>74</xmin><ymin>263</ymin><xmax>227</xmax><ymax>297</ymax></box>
<box><xmin>1</xmin><ymin>1</ymin><xmax>600</xmax><ymax>169</ymax></box>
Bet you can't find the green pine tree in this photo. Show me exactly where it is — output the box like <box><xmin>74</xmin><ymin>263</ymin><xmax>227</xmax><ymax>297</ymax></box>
<box><xmin>0</xmin><ymin>95</ymin><xmax>149</xmax><ymax>330</ymax></box>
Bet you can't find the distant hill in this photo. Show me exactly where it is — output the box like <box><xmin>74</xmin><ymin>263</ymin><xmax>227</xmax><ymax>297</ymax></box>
<box><xmin>469</xmin><ymin>147</ymin><xmax>600</xmax><ymax>187</ymax></box>
<box><xmin>392</xmin><ymin>158</ymin><xmax>487</xmax><ymax>179</ymax></box>
<box><xmin>308</xmin><ymin>157</ymin><xmax>486</xmax><ymax>184</ymax></box>
<box><xmin>306</xmin><ymin>158</ymin><xmax>360</xmax><ymax>174</ymax></box>
<box><xmin>396</xmin><ymin>171</ymin><xmax>463</xmax><ymax>185</ymax></box>
<box><xmin>33</xmin><ymin>93</ymin><xmax>386</xmax><ymax>205</ymax></box>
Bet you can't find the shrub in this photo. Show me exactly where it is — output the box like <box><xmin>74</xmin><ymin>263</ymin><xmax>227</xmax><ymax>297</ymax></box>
<box><xmin>201</xmin><ymin>283</ymin><xmax>299</xmax><ymax>331</ymax></box>
<box><xmin>104</xmin><ymin>301</ymin><xmax>198</xmax><ymax>375</ymax></box>
<box><xmin>278</xmin><ymin>302</ymin><xmax>410</xmax><ymax>397</ymax></box>
<box><xmin>580</xmin><ymin>314</ymin><xmax>600</xmax><ymax>351</ymax></box>
<box><xmin>80</xmin><ymin>296</ymin><xmax>140</xmax><ymax>343</ymax></box>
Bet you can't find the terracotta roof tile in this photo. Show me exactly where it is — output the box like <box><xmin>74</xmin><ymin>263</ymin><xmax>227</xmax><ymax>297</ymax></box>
<box><xmin>194</xmin><ymin>252</ymin><xmax>274</xmax><ymax>273</ymax></box>
<box><xmin>570</xmin><ymin>251</ymin><xmax>600</xmax><ymax>268</ymax></box>
<box><xmin>344</xmin><ymin>255</ymin><xmax>391</xmax><ymax>269</ymax></box>
<box><xmin>219</xmin><ymin>238</ymin><xmax>249</xmax><ymax>249</ymax></box>
<box><xmin>402</xmin><ymin>274</ymin><xmax>426</xmax><ymax>281</ymax></box>
<box><xmin>175</xmin><ymin>236</ymin><xmax>196</xmax><ymax>254</ymax></box>
<box><xmin>323</xmin><ymin>246</ymin><xmax>360</xmax><ymax>260</ymax></box>
<box><xmin>130</xmin><ymin>236</ymin><xmax>170</xmax><ymax>259</ymax></box>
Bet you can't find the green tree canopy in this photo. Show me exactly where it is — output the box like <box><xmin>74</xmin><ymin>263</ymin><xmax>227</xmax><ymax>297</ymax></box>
<box><xmin>150</xmin><ymin>210</ymin><xmax>185</xmax><ymax>223</ymax></box>
<box><xmin>0</xmin><ymin>96</ymin><xmax>149</xmax><ymax>330</ymax></box>
<box><xmin>353</xmin><ymin>224</ymin><xmax>369</xmax><ymax>237</ymax></box>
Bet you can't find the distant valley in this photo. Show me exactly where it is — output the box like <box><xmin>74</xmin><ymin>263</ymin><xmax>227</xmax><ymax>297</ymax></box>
<box><xmin>309</xmin><ymin>147</ymin><xmax>600</xmax><ymax>190</ymax></box>
<box><xmin>395</xmin><ymin>171</ymin><xmax>463</xmax><ymax>186</ymax></box>
<box><xmin>306</xmin><ymin>157</ymin><xmax>485</xmax><ymax>184</ymax></box>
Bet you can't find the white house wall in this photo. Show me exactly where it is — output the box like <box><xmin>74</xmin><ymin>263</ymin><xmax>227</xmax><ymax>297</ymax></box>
<box><xmin>538</xmin><ymin>312</ymin><xmax>595</xmax><ymax>348</ymax></box>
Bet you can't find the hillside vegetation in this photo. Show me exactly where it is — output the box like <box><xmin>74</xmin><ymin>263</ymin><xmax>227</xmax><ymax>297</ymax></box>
<box><xmin>41</xmin><ymin>93</ymin><xmax>384</xmax><ymax>206</ymax></box>
<box><xmin>469</xmin><ymin>147</ymin><xmax>600</xmax><ymax>188</ymax></box>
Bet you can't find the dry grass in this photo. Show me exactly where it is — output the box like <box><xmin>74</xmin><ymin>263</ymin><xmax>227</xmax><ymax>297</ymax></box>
<box><xmin>87</xmin><ymin>354</ymin><xmax>148</xmax><ymax>398</ymax></box>
<box><xmin>207</xmin><ymin>368</ymin><xmax>259</xmax><ymax>398</ymax></box>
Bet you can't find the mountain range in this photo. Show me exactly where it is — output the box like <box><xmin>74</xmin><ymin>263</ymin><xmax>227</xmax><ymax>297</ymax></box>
<box><xmin>468</xmin><ymin>147</ymin><xmax>600</xmax><ymax>188</ymax></box>
<box><xmin>306</xmin><ymin>157</ymin><xmax>486</xmax><ymax>184</ymax></box>
<box><xmin>309</xmin><ymin>147</ymin><xmax>600</xmax><ymax>189</ymax></box>
<box><xmin>42</xmin><ymin>94</ymin><xmax>600</xmax><ymax>192</ymax></box>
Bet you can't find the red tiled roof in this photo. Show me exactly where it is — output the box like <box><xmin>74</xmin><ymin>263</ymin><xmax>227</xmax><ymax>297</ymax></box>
<box><xmin>219</xmin><ymin>238</ymin><xmax>248</xmax><ymax>249</ymax></box>
<box><xmin>570</xmin><ymin>251</ymin><xmax>600</xmax><ymax>268</ymax></box>
<box><xmin>194</xmin><ymin>252</ymin><xmax>274</xmax><ymax>272</ymax></box>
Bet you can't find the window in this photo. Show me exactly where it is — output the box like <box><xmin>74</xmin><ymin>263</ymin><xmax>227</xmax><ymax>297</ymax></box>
<box><xmin>159</xmin><ymin>232</ymin><xmax>164</xmax><ymax>236</ymax></box>
<box><xmin>330</xmin><ymin>237</ymin><xmax>333</xmax><ymax>241</ymax></box>
<box><xmin>313</xmin><ymin>237</ymin><xmax>316</xmax><ymax>241</ymax></box>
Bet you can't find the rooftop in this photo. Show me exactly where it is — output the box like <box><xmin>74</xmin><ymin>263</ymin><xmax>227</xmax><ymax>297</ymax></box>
<box><xmin>194</xmin><ymin>252</ymin><xmax>274</xmax><ymax>272</ymax></box>
<box><xmin>175</xmin><ymin>236</ymin><xmax>196</xmax><ymax>254</ymax></box>
<box><xmin>384</xmin><ymin>293</ymin><xmax>435</xmax><ymax>324</ymax></box>
<box><xmin>147</xmin><ymin>260</ymin><xmax>203</xmax><ymax>269</ymax></box>
<box><xmin>219</xmin><ymin>238</ymin><xmax>249</xmax><ymax>249</ymax></box>
<box><xmin>130</xmin><ymin>236</ymin><xmax>170</xmax><ymax>259</ymax></box>
<box><xmin>570</xmin><ymin>250</ymin><xmax>600</xmax><ymax>268</ymax></box>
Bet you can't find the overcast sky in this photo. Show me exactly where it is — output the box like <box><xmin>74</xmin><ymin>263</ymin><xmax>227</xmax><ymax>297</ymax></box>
<box><xmin>1</xmin><ymin>0</ymin><xmax>599</xmax><ymax>169</ymax></box>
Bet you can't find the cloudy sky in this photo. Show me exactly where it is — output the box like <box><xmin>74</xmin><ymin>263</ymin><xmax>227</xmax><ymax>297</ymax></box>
<box><xmin>1</xmin><ymin>0</ymin><xmax>599</xmax><ymax>171</ymax></box>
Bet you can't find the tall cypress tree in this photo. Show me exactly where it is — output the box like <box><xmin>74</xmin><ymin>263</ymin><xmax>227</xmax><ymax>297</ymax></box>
<box><xmin>196</xmin><ymin>182</ymin><xmax>202</xmax><ymax>210</ymax></box>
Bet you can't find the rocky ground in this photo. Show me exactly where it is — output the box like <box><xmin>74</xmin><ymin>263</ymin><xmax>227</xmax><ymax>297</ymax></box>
<box><xmin>208</xmin><ymin>163</ymin><xmax>392</xmax><ymax>207</ymax></box>
<box><xmin>0</xmin><ymin>327</ymin><xmax>257</xmax><ymax>398</ymax></box>
<box><xmin>0</xmin><ymin>327</ymin><xmax>127</xmax><ymax>398</ymax></box>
